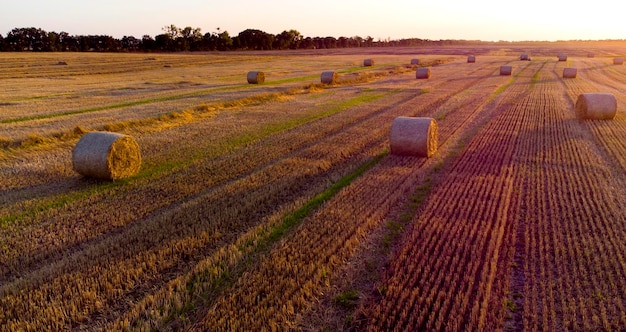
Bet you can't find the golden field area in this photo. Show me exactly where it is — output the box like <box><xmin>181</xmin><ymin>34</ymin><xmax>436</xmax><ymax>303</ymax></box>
<box><xmin>1</xmin><ymin>44</ymin><xmax>626</xmax><ymax>331</ymax></box>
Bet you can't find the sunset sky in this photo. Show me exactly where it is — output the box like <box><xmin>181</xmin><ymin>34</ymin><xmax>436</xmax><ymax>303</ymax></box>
<box><xmin>1</xmin><ymin>0</ymin><xmax>624</xmax><ymax>41</ymax></box>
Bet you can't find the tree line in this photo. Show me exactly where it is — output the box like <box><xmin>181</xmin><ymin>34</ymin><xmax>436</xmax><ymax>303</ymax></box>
<box><xmin>0</xmin><ymin>25</ymin><xmax>489</xmax><ymax>52</ymax></box>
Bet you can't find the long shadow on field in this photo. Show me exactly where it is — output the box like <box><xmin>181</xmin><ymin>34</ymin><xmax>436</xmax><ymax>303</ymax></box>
<box><xmin>0</xmin><ymin>176</ymin><xmax>105</xmax><ymax>211</ymax></box>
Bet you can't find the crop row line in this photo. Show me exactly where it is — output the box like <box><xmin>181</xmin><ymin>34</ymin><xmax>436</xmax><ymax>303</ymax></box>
<box><xmin>365</xmin><ymin>60</ymin><xmax>546</xmax><ymax>330</ymax></box>
<box><xmin>509</xmin><ymin>62</ymin><xmax>626</xmax><ymax>330</ymax></box>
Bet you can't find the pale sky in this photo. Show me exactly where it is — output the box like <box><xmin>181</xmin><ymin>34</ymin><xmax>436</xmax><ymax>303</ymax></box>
<box><xmin>1</xmin><ymin>0</ymin><xmax>624</xmax><ymax>42</ymax></box>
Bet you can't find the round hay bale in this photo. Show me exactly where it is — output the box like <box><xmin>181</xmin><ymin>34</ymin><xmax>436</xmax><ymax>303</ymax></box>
<box><xmin>467</xmin><ymin>55</ymin><xmax>476</xmax><ymax>63</ymax></box>
<box><xmin>320</xmin><ymin>71</ymin><xmax>337</xmax><ymax>84</ymax></box>
<box><xmin>390</xmin><ymin>117</ymin><xmax>438</xmax><ymax>157</ymax></box>
<box><xmin>614</xmin><ymin>57</ymin><xmax>624</xmax><ymax>65</ymax></box>
<box><xmin>500</xmin><ymin>65</ymin><xmax>512</xmax><ymax>76</ymax></box>
<box><xmin>563</xmin><ymin>67</ymin><xmax>577</xmax><ymax>78</ymax></box>
<box><xmin>558</xmin><ymin>54</ymin><xmax>567</xmax><ymax>61</ymax></box>
<box><xmin>575</xmin><ymin>93</ymin><xmax>617</xmax><ymax>120</ymax></box>
<box><xmin>410</xmin><ymin>58</ymin><xmax>420</xmax><ymax>65</ymax></box>
<box><xmin>416</xmin><ymin>67</ymin><xmax>431</xmax><ymax>79</ymax></box>
<box><xmin>364</xmin><ymin>58</ymin><xmax>374</xmax><ymax>66</ymax></box>
<box><xmin>588</xmin><ymin>52</ymin><xmax>595</xmax><ymax>58</ymax></box>
<box><xmin>72</xmin><ymin>132</ymin><xmax>142</xmax><ymax>180</ymax></box>
<box><xmin>247</xmin><ymin>71</ymin><xmax>265</xmax><ymax>84</ymax></box>
<box><xmin>520</xmin><ymin>54</ymin><xmax>529</xmax><ymax>61</ymax></box>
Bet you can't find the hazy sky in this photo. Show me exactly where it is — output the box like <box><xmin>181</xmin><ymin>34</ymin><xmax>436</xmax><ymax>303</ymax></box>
<box><xmin>1</xmin><ymin>0</ymin><xmax>624</xmax><ymax>41</ymax></box>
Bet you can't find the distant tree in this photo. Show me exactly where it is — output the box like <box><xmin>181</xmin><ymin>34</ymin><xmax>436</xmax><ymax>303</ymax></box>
<box><xmin>121</xmin><ymin>36</ymin><xmax>141</xmax><ymax>51</ymax></box>
<box><xmin>179</xmin><ymin>26</ymin><xmax>202</xmax><ymax>51</ymax></box>
<box><xmin>60</xmin><ymin>33</ymin><xmax>80</xmax><ymax>51</ymax></box>
<box><xmin>311</xmin><ymin>37</ymin><xmax>322</xmax><ymax>49</ymax></box>
<box><xmin>93</xmin><ymin>35</ymin><xmax>119</xmax><ymax>51</ymax></box>
<box><xmin>163</xmin><ymin>24</ymin><xmax>181</xmax><ymax>39</ymax></box>
<box><xmin>159</xmin><ymin>25</ymin><xmax>180</xmax><ymax>51</ymax></box>
<box><xmin>56</xmin><ymin>31</ymin><xmax>68</xmax><ymax>50</ymax></box>
<box><xmin>154</xmin><ymin>34</ymin><xmax>172</xmax><ymax>51</ymax></box>
<box><xmin>273</xmin><ymin>29</ymin><xmax>302</xmax><ymax>50</ymax></box>
<box><xmin>273</xmin><ymin>31</ymin><xmax>290</xmax><ymax>50</ymax></box>
<box><xmin>235</xmin><ymin>29</ymin><xmax>274</xmax><ymax>50</ymax></box>
<box><xmin>351</xmin><ymin>36</ymin><xmax>364</xmax><ymax>47</ymax></box>
<box><xmin>66</xmin><ymin>34</ymin><xmax>118</xmax><ymax>52</ymax></box>
<box><xmin>6</xmin><ymin>27</ymin><xmax>49</xmax><ymax>51</ymax></box>
<box><xmin>0</xmin><ymin>34</ymin><xmax>5</xmax><ymax>51</ymax></box>
<box><xmin>312</xmin><ymin>36</ymin><xmax>337</xmax><ymax>49</ymax></box>
<box><xmin>337</xmin><ymin>37</ymin><xmax>349</xmax><ymax>48</ymax></box>
<box><xmin>299</xmin><ymin>37</ymin><xmax>314</xmax><ymax>49</ymax></box>
<box><xmin>215</xmin><ymin>30</ymin><xmax>233</xmax><ymax>51</ymax></box>
<box><xmin>141</xmin><ymin>35</ymin><xmax>155</xmax><ymax>51</ymax></box>
<box><xmin>157</xmin><ymin>25</ymin><xmax>203</xmax><ymax>51</ymax></box>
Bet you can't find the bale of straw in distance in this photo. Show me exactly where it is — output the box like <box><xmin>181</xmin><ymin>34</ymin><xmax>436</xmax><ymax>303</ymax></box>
<box><xmin>247</xmin><ymin>71</ymin><xmax>265</xmax><ymax>84</ymax></box>
<box><xmin>410</xmin><ymin>58</ymin><xmax>420</xmax><ymax>65</ymax></box>
<box><xmin>364</xmin><ymin>58</ymin><xmax>374</xmax><ymax>66</ymax></box>
<box><xmin>390</xmin><ymin>117</ymin><xmax>438</xmax><ymax>157</ymax></box>
<box><xmin>563</xmin><ymin>67</ymin><xmax>577</xmax><ymax>78</ymax></box>
<box><xmin>72</xmin><ymin>131</ymin><xmax>142</xmax><ymax>180</ymax></box>
<box><xmin>558</xmin><ymin>54</ymin><xmax>567</xmax><ymax>61</ymax></box>
<box><xmin>416</xmin><ymin>67</ymin><xmax>431</xmax><ymax>79</ymax></box>
<box><xmin>500</xmin><ymin>65</ymin><xmax>512</xmax><ymax>76</ymax></box>
<box><xmin>614</xmin><ymin>57</ymin><xmax>624</xmax><ymax>65</ymax></box>
<box><xmin>520</xmin><ymin>53</ymin><xmax>529</xmax><ymax>61</ymax></box>
<box><xmin>320</xmin><ymin>71</ymin><xmax>337</xmax><ymax>84</ymax></box>
<box><xmin>575</xmin><ymin>93</ymin><xmax>617</xmax><ymax>120</ymax></box>
<box><xmin>588</xmin><ymin>52</ymin><xmax>595</xmax><ymax>58</ymax></box>
<box><xmin>467</xmin><ymin>55</ymin><xmax>476</xmax><ymax>63</ymax></box>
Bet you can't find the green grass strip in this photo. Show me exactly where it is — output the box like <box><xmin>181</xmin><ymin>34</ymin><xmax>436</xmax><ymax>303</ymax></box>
<box><xmin>531</xmin><ymin>60</ymin><xmax>547</xmax><ymax>87</ymax></box>
<box><xmin>167</xmin><ymin>151</ymin><xmax>388</xmax><ymax>326</ymax></box>
<box><xmin>264</xmin><ymin>151</ymin><xmax>387</xmax><ymax>245</ymax></box>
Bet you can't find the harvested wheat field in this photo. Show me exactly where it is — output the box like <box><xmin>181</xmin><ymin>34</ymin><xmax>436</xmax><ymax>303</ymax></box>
<box><xmin>1</xmin><ymin>43</ymin><xmax>626</xmax><ymax>331</ymax></box>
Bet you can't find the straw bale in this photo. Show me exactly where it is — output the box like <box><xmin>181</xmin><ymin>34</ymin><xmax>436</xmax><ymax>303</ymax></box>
<box><xmin>520</xmin><ymin>54</ymin><xmax>529</xmax><ymax>61</ymax></box>
<box><xmin>614</xmin><ymin>57</ymin><xmax>624</xmax><ymax>65</ymax></box>
<box><xmin>72</xmin><ymin>132</ymin><xmax>142</xmax><ymax>180</ymax></box>
<box><xmin>364</xmin><ymin>59</ymin><xmax>374</xmax><ymax>66</ymax></box>
<box><xmin>390</xmin><ymin>117</ymin><xmax>438</xmax><ymax>157</ymax></box>
<box><xmin>575</xmin><ymin>93</ymin><xmax>617</xmax><ymax>120</ymax></box>
<box><xmin>563</xmin><ymin>67</ymin><xmax>577</xmax><ymax>78</ymax></box>
<box><xmin>558</xmin><ymin>54</ymin><xmax>567</xmax><ymax>61</ymax></box>
<box><xmin>467</xmin><ymin>55</ymin><xmax>476</xmax><ymax>63</ymax></box>
<box><xmin>247</xmin><ymin>71</ymin><xmax>265</xmax><ymax>84</ymax></box>
<box><xmin>588</xmin><ymin>53</ymin><xmax>595</xmax><ymax>58</ymax></box>
<box><xmin>410</xmin><ymin>58</ymin><xmax>420</xmax><ymax>65</ymax></box>
<box><xmin>320</xmin><ymin>71</ymin><xmax>337</xmax><ymax>84</ymax></box>
<box><xmin>500</xmin><ymin>65</ymin><xmax>512</xmax><ymax>76</ymax></box>
<box><xmin>416</xmin><ymin>67</ymin><xmax>431</xmax><ymax>79</ymax></box>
